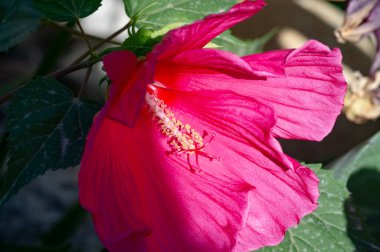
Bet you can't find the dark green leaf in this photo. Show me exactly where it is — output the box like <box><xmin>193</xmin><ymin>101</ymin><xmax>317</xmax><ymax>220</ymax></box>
<box><xmin>258</xmin><ymin>166</ymin><xmax>355</xmax><ymax>252</ymax></box>
<box><xmin>0</xmin><ymin>19</ymin><xmax>39</xmax><ymax>52</ymax></box>
<box><xmin>124</xmin><ymin>0</ymin><xmax>238</xmax><ymax>29</ymax></box>
<box><xmin>214</xmin><ymin>28</ymin><xmax>277</xmax><ymax>56</ymax></box>
<box><xmin>328</xmin><ymin>130</ymin><xmax>380</xmax><ymax>251</ymax></box>
<box><xmin>0</xmin><ymin>76</ymin><xmax>29</xmax><ymax>98</ymax></box>
<box><xmin>31</xmin><ymin>0</ymin><xmax>102</xmax><ymax>22</ymax></box>
<box><xmin>0</xmin><ymin>1</ymin><xmax>41</xmax><ymax>52</ymax></box>
<box><xmin>329</xmin><ymin>130</ymin><xmax>380</xmax><ymax>182</ymax></box>
<box><xmin>0</xmin><ymin>0</ymin><xmax>41</xmax><ymax>19</ymax></box>
<box><xmin>1</xmin><ymin>0</ymin><xmax>27</xmax><ymax>21</ymax></box>
<box><xmin>0</xmin><ymin>77</ymin><xmax>101</xmax><ymax>205</ymax></box>
<box><xmin>345</xmin><ymin>169</ymin><xmax>380</xmax><ymax>251</ymax></box>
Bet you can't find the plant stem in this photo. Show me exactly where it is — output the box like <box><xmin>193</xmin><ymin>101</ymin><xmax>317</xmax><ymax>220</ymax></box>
<box><xmin>3</xmin><ymin>21</ymin><xmax>131</xmax><ymax>102</ymax></box>
<box><xmin>47</xmin><ymin>58</ymin><xmax>101</xmax><ymax>79</ymax></box>
<box><xmin>70</xmin><ymin>22</ymin><xmax>131</xmax><ymax>66</ymax></box>
<box><xmin>0</xmin><ymin>59</ymin><xmax>100</xmax><ymax>103</ymax></box>
<box><xmin>76</xmin><ymin>19</ymin><xmax>94</xmax><ymax>53</ymax></box>
<box><xmin>46</xmin><ymin>21</ymin><xmax>112</xmax><ymax>43</ymax></box>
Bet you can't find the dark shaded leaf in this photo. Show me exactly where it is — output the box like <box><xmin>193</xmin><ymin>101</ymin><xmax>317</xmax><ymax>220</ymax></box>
<box><xmin>330</xmin><ymin>130</ymin><xmax>380</xmax><ymax>182</ymax></box>
<box><xmin>0</xmin><ymin>0</ymin><xmax>41</xmax><ymax>52</ymax></box>
<box><xmin>328</xmin><ymin>130</ymin><xmax>380</xmax><ymax>251</ymax></box>
<box><xmin>0</xmin><ymin>19</ymin><xmax>39</xmax><ymax>52</ymax></box>
<box><xmin>32</xmin><ymin>0</ymin><xmax>102</xmax><ymax>22</ymax></box>
<box><xmin>0</xmin><ymin>0</ymin><xmax>41</xmax><ymax>19</ymax></box>
<box><xmin>0</xmin><ymin>77</ymin><xmax>101</xmax><ymax>205</ymax></box>
<box><xmin>1</xmin><ymin>0</ymin><xmax>27</xmax><ymax>21</ymax></box>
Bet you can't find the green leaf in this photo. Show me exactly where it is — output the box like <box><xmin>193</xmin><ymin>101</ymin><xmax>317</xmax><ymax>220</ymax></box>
<box><xmin>328</xmin><ymin>130</ymin><xmax>380</xmax><ymax>250</ymax></box>
<box><xmin>123</xmin><ymin>1</ymin><xmax>275</xmax><ymax>58</ymax></box>
<box><xmin>329</xmin><ymin>130</ymin><xmax>380</xmax><ymax>182</ymax></box>
<box><xmin>124</xmin><ymin>0</ymin><xmax>238</xmax><ymax>29</ymax></box>
<box><xmin>1</xmin><ymin>0</ymin><xmax>27</xmax><ymax>21</ymax></box>
<box><xmin>31</xmin><ymin>0</ymin><xmax>102</xmax><ymax>22</ymax></box>
<box><xmin>258</xmin><ymin>167</ymin><xmax>355</xmax><ymax>252</ymax></box>
<box><xmin>345</xmin><ymin>169</ymin><xmax>380</xmax><ymax>251</ymax></box>
<box><xmin>0</xmin><ymin>1</ymin><xmax>41</xmax><ymax>52</ymax></box>
<box><xmin>214</xmin><ymin>28</ymin><xmax>277</xmax><ymax>56</ymax></box>
<box><xmin>0</xmin><ymin>1</ymin><xmax>39</xmax><ymax>52</ymax></box>
<box><xmin>0</xmin><ymin>0</ymin><xmax>41</xmax><ymax>19</ymax></box>
<box><xmin>0</xmin><ymin>77</ymin><xmax>101</xmax><ymax>205</ymax></box>
<box><xmin>0</xmin><ymin>75</ymin><xmax>30</xmax><ymax>98</ymax></box>
<box><xmin>122</xmin><ymin>28</ymin><xmax>162</xmax><ymax>57</ymax></box>
<box><xmin>100</xmin><ymin>27</ymin><xmax>165</xmax><ymax>58</ymax></box>
<box><xmin>0</xmin><ymin>19</ymin><xmax>39</xmax><ymax>52</ymax></box>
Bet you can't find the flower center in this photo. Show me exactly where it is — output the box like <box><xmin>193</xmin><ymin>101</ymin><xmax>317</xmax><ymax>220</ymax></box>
<box><xmin>145</xmin><ymin>92</ymin><xmax>204</xmax><ymax>153</ymax></box>
<box><xmin>145</xmin><ymin>91</ymin><xmax>219</xmax><ymax>172</ymax></box>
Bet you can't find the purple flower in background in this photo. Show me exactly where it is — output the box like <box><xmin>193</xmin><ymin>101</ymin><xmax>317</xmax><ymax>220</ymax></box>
<box><xmin>336</xmin><ymin>0</ymin><xmax>380</xmax><ymax>76</ymax></box>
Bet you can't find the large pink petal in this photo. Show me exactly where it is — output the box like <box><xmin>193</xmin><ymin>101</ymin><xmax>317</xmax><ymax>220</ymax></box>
<box><xmin>150</xmin><ymin>0</ymin><xmax>266</xmax><ymax>61</ymax></box>
<box><xmin>155</xmin><ymin>40</ymin><xmax>346</xmax><ymax>141</ymax></box>
<box><xmin>171</xmin><ymin>48</ymin><xmax>260</xmax><ymax>78</ymax></box>
<box><xmin>102</xmin><ymin>50</ymin><xmax>137</xmax><ymax>88</ymax></box>
<box><xmin>79</xmin><ymin>109</ymin><xmax>254</xmax><ymax>251</ymax></box>
<box><xmin>154</xmin><ymin>88</ymin><xmax>319</xmax><ymax>250</ymax></box>
<box><xmin>171</xmin><ymin>48</ymin><xmax>286</xmax><ymax>78</ymax></box>
<box><xmin>80</xmin><ymin>87</ymin><xmax>318</xmax><ymax>251</ymax></box>
<box><xmin>102</xmin><ymin>0</ymin><xmax>266</xmax><ymax>127</ymax></box>
<box><xmin>244</xmin><ymin>40</ymin><xmax>346</xmax><ymax>140</ymax></box>
<box><xmin>235</xmin><ymin>157</ymin><xmax>319</xmax><ymax>251</ymax></box>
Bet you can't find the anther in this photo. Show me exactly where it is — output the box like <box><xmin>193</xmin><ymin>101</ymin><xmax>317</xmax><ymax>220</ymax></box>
<box><xmin>145</xmin><ymin>92</ymin><xmax>219</xmax><ymax>172</ymax></box>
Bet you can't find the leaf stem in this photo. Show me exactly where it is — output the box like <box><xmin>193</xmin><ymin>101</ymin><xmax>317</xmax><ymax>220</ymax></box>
<box><xmin>2</xmin><ymin>21</ymin><xmax>132</xmax><ymax>101</ymax></box>
<box><xmin>76</xmin><ymin>19</ymin><xmax>94</xmax><ymax>53</ymax></box>
<box><xmin>45</xmin><ymin>21</ymin><xmax>117</xmax><ymax>44</ymax></box>
<box><xmin>70</xmin><ymin>22</ymin><xmax>131</xmax><ymax>66</ymax></box>
<box><xmin>47</xmin><ymin>58</ymin><xmax>101</xmax><ymax>79</ymax></box>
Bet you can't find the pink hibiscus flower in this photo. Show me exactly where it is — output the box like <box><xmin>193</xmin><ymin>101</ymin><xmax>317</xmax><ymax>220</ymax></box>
<box><xmin>79</xmin><ymin>0</ymin><xmax>347</xmax><ymax>251</ymax></box>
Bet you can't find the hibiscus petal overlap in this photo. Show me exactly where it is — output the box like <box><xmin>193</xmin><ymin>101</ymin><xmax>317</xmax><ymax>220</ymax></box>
<box><xmin>79</xmin><ymin>0</ymin><xmax>347</xmax><ymax>251</ymax></box>
<box><xmin>80</xmin><ymin>113</ymin><xmax>254</xmax><ymax>252</ymax></box>
<box><xmin>156</xmin><ymin>40</ymin><xmax>346</xmax><ymax>141</ymax></box>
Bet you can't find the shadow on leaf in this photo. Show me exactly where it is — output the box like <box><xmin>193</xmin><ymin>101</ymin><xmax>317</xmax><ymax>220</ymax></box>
<box><xmin>345</xmin><ymin>168</ymin><xmax>380</xmax><ymax>251</ymax></box>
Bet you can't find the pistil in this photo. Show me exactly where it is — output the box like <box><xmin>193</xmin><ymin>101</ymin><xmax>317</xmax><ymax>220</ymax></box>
<box><xmin>145</xmin><ymin>91</ymin><xmax>219</xmax><ymax>172</ymax></box>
